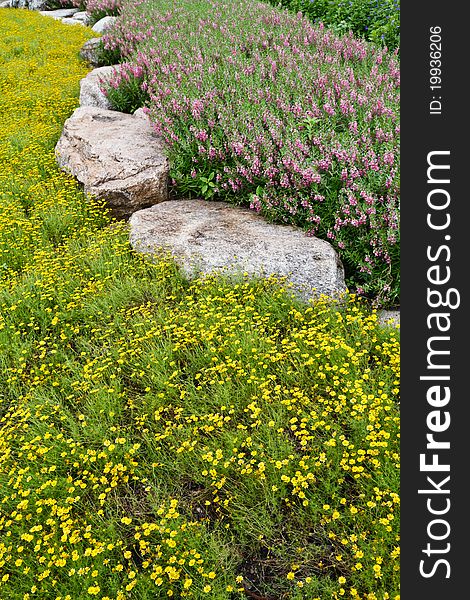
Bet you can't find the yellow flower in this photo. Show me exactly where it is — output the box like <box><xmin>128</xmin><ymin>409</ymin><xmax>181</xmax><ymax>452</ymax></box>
<box><xmin>87</xmin><ymin>586</ymin><xmax>100</xmax><ymax>596</ymax></box>
<box><xmin>373</xmin><ymin>564</ymin><xmax>382</xmax><ymax>578</ymax></box>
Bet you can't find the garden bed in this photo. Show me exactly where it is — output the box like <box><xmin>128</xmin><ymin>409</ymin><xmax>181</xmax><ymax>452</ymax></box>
<box><xmin>0</xmin><ymin>7</ymin><xmax>400</xmax><ymax>600</ymax></box>
<box><xmin>100</xmin><ymin>0</ymin><xmax>400</xmax><ymax>306</ymax></box>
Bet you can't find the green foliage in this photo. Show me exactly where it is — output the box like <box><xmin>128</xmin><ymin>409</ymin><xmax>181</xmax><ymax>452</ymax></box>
<box><xmin>105</xmin><ymin>72</ymin><xmax>149</xmax><ymax>113</ymax></box>
<box><xmin>269</xmin><ymin>0</ymin><xmax>400</xmax><ymax>49</ymax></box>
<box><xmin>94</xmin><ymin>38</ymin><xmax>123</xmax><ymax>67</ymax></box>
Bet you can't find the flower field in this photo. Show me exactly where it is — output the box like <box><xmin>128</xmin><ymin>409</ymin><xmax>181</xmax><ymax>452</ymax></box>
<box><xmin>0</xmin><ymin>5</ymin><xmax>399</xmax><ymax>600</ymax></box>
<box><xmin>102</xmin><ymin>0</ymin><xmax>400</xmax><ymax>306</ymax></box>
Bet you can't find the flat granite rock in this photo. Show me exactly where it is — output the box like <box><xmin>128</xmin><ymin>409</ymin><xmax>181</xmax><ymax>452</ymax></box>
<box><xmin>55</xmin><ymin>106</ymin><xmax>169</xmax><ymax>218</ymax></box>
<box><xmin>39</xmin><ymin>8</ymin><xmax>79</xmax><ymax>19</ymax></box>
<box><xmin>64</xmin><ymin>18</ymin><xmax>89</xmax><ymax>27</ymax></box>
<box><xmin>61</xmin><ymin>17</ymin><xmax>85</xmax><ymax>26</ymax></box>
<box><xmin>70</xmin><ymin>11</ymin><xmax>90</xmax><ymax>23</ymax></box>
<box><xmin>129</xmin><ymin>200</ymin><xmax>346</xmax><ymax>300</ymax></box>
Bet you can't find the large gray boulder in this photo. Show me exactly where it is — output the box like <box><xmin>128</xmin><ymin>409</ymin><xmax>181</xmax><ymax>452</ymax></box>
<box><xmin>92</xmin><ymin>15</ymin><xmax>117</xmax><ymax>33</ymax></box>
<box><xmin>129</xmin><ymin>200</ymin><xmax>346</xmax><ymax>300</ymax></box>
<box><xmin>55</xmin><ymin>106</ymin><xmax>169</xmax><ymax>219</ymax></box>
<box><xmin>79</xmin><ymin>65</ymin><xmax>118</xmax><ymax>110</ymax></box>
<box><xmin>79</xmin><ymin>38</ymin><xmax>102</xmax><ymax>67</ymax></box>
<box><xmin>29</xmin><ymin>0</ymin><xmax>47</xmax><ymax>8</ymax></box>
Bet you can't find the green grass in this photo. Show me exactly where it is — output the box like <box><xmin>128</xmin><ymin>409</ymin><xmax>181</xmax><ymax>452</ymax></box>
<box><xmin>0</xmin><ymin>8</ymin><xmax>400</xmax><ymax>600</ymax></box>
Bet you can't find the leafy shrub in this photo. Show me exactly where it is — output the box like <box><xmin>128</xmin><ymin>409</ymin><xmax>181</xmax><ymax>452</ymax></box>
<box><xmin>104</xmin><ymin>0</ymin><xmax>400</xmax><ymax>306</ymax></box>
<box><xmin>95</xmin><ymin>37</ymin><xmax>123</xmax><ymax>66</ymax></box>
<box><xmin>86</xmin><ymin>0</ymin><xmax>121</xmax><ymax>24</ymax></box>
<box><xmin>104</xmin><ymin>63</ymin><xmax>150</xmax><ymax>112</ymax></box>
<box><xmin>268</xmin><ymin>0</ymin><xmax>400</xmax><ymax>50</ymax></box>
<box><xmin>46</xmin><ymin>0</ymin><xmax>73</xmax><ymax>9</ymax></box>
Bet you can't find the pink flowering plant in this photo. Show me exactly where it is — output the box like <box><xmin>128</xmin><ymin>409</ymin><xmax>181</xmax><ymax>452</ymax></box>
<box><xmin>104</xmin><ymin>61</ymin><xmax>149</xmax><ymax>112</ymax></box>
<box><xmin>86</xmin><ymin>0</ymin><xmax>122</xmax><ymax>21</ymax></box>
<box><xmin>104</xmin><ymin>0</ymin><xmax>400</xmax><ymax>306</ymax></box>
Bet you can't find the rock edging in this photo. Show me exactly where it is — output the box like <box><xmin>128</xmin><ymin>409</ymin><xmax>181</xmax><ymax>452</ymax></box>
<box><xmin>55</xmin><ymin>106</ymin><xmax>169</xmax><ymax>219</ymax></box>
<box><xmin>53</xmin><ymin>35</ymin><xmax>347</xmax><ymax>302</ymax></box>
<box><xmin>129</xmin><ymin>200</ymin><xmax>347</xmax><ymax>301</ymax></box>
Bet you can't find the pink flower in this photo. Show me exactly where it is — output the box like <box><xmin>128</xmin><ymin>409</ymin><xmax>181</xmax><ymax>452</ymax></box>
<box><xmin>195</xmin><ymin>130</ymin><xmax>209</xmax><ymax>142</ymax></box>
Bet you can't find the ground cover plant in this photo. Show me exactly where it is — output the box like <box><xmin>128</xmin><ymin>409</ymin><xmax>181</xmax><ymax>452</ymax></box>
<box><xmin>265</xmin><ymin>1</ymin><xmax>400</xmax><ymax>50</ymax></box>
<box><xmin>102</xmin><ymin>0</ymin><xmax>400</xmax><ymax>307</ymax></box>
<box><xmin>0</xmin><ymin>7</ymin><xmax>401</xmax><ymax>600</ymax></box>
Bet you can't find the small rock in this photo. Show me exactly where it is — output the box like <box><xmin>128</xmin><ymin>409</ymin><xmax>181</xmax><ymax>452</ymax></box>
<box><xmin>39</xmin><ymin>8</ymin><xmax>79</xmax><ymax>19</ymax></box>
<box><xmin>79</xmin><ymin>65</ymin><xmax>118</xmax><ymax>110</ymax></box>
<box><xmin>378</xmin><ymin>310</ymin><xmax>400</xmax><ymax>327</ymax></box>
<box><xmin>71</xmin><ymin>11</ymin><xmax>91</xmax><ymax>24</ymax></box>
<box><xmin>92</xmin><ymin>15</ymin><xmax>117</xmax><ymax>33</ymax></box>
<box><xmin>55</xmin><ymin>106</ymin><xmax>169</xmax><ymax>219</ymax></box>
<box><xmin>61</xmin><ymin>18</ymin><xmax>85</xmax><ymax>26</ymax></box>
<box><xmin>129</xmin><ymin>200</ymin><xmax>346</xmax><ymax>300</ymax></box>
<box><xmin>79</xmin><ymin>38</ymin><xmax>103</xmax><ymax>67</ymax></box>
<box><xmin>133</xmin><ymin>107</ymin><xmax>151</xmax><ymax>122</ymax></box>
